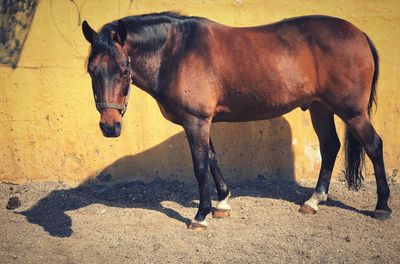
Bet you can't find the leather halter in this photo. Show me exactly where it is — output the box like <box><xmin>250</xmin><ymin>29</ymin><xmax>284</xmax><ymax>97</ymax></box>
<box><xmin>95</xmin><ymin>56</ymin><xmax>131</xmax><ymax>116</ymax></box>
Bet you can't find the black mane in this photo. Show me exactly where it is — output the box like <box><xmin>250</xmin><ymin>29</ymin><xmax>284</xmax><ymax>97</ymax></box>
<box><xmin>88</xmin><ymin>12</ymin><xmax>202</xmax><ymax>64</ymax></box>
<box><xmin>124</xmin><ymin>11</ymin><xmax>191</xmax><ymax>25</ymax></box>
<box><xmin>88</xmin><ymin>23</ymin><xmax>119</xmax><ymax>65</ymax></box>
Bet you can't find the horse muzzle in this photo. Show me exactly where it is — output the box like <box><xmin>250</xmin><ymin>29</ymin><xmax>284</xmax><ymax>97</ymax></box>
<box><xmin>99</xmin><ymin>122</ymin><xmax>121</xmax><ymax>138</ymax></box>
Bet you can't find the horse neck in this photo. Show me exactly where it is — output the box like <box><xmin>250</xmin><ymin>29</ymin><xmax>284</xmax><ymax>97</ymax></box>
<box><xmin>125</xmin><ymin>22</ymin><xmax>186</xmax><ymax>98</ymax></box>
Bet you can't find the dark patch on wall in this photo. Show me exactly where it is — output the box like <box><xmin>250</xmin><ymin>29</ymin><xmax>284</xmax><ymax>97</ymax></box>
<box><xmin>0</xmin><ymin>0</ymin><xmax>38</xmax><ymax>68</ymax></box>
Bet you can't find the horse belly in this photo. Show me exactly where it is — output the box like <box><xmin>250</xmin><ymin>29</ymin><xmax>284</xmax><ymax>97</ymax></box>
<box><xmin>212</xmin><ymin>107</ymin><xmax>295</xmax><ymax>122</ymax></box>
<box><xmin>213</xmin><ymin>87</ymin><xmax>309</xmax><ymax>122</ymax></box>
<box><xmin>211</xmin><ymin>43</ymin><xmax>316</xmax><ymax>122</ymax></box>
<box><xmin>212</xmin><ymin>65</ymin><xmax>315</xmax><ymax>122</ymax></box>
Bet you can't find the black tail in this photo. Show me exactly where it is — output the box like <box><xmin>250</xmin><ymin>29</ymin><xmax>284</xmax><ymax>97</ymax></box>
<box><xmin>365</xmin><ymin>33</ymin><xmax>379</xmax><ymax>117</ymax></box>
<box><xmin>344</xmin><ymin>33</ymin><xmax>379</xmax><ymax>190</ymax></box>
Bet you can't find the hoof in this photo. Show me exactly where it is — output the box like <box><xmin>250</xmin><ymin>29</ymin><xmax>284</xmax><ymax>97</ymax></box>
<box><xmin>187</xmin><ymin>222</ymin><xmax>207</xmax><ymax>231</ymax></box>
<box><xmin>299</xmin><ymin>204</ymin><xmax>317</xmax><ymax>215</ymax></box>
<box><xmin>212</xmin><ymin>209</ymin><xmax>231</xmax><ymax>219</ymax></box>
<box><xmin>372</xmin><ymin>210</ymin><xmax>391</xmax><ymax>221</ymax></box>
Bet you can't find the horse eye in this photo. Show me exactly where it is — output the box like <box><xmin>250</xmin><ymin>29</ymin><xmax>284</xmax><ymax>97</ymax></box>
<box><xmin>122</xmin><ymin>69</ymin><xmax>129</xmax><ymax>76</ymax></box>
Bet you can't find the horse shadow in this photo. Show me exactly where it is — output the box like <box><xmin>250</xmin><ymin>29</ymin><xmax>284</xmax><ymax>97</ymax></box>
<box><xmin>19</xmin><ymin>117</ymin><xmax>366</xmax><ymax>237</ymax></box>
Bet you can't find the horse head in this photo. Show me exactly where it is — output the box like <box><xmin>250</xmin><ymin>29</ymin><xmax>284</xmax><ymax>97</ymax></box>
<box><xmin>82</xmin><ymin>20</ymin><xmax>131</xmax><ymax>137</ymax></box>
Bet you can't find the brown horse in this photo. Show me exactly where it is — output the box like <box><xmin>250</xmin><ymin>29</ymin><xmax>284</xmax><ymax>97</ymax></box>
<box><xmin>82</xmin><ymin>12</ymin><xmax>391</xmax><ymax>230</ymax></box>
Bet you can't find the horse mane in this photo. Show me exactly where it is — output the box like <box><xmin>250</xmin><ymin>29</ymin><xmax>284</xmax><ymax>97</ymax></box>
<box><xmin>88</xmin><ymin>12</ymin><xmax>201</xmax><ymax>64</ymax></box>
<box><xmin>88</xmin><ymin>22</ymin><xmax>120</xmax><ymax>65</ymax></box>
<box><xmin>124</xmin><ymin>12</ymin><xmax>201</xmax><ymax>52</ymax></box>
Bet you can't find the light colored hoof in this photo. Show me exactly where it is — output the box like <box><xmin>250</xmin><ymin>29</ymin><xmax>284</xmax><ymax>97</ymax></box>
<box><xmin>299</xmin><ymin>204</ymin><xmax>317</xmax><ymax>215</ymax></box>
<box><xmin>188</xmin><ymin>222</ymin><xmax>207</xmax><ymax>231</ymax></box>
<box><xmin>212</xmin><ymin>209</ymin><xmax>231</xmax><ymax>219</ymax></box>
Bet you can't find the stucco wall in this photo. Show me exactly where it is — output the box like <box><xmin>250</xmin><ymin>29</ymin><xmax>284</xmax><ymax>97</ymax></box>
<box><xmin>0</xmin><ymin>0</ymin><xmax>399</xmax><ymax>186</ymax></box>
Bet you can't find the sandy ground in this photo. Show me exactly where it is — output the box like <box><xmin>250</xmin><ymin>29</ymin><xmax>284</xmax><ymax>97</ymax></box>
<box><xmin>1</xmin><ymin>177</ymin><xmax>399</xmax><ymax>264</ymax></box>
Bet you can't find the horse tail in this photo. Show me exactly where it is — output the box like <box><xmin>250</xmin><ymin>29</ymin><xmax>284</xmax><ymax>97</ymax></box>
<box><xmin>344</xmin><ymin>128</ymin><xmax>365</xmax><ymax>190</ymax></box>
<box><xmin>344</xmin><ymin>33</ymin><xmax>379</xmax><ymax>190</ymax></box>
<box><xmin>364</xmin><ymin>33</ymin><xmax>379</xmax><ymax>117</ymax></box>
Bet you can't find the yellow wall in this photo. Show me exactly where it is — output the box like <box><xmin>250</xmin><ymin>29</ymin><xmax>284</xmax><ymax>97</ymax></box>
<box><xmin>1</xmin><ymin>0</ymin><xmax>399</xmax><ymax>186</ymax></box>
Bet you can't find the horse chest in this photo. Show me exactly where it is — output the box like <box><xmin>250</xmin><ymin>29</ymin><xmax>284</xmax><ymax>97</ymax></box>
<box><xmin>156</xmin><ymin>102</ymin><xmax>181</xmax><ymax>124</ymax></box>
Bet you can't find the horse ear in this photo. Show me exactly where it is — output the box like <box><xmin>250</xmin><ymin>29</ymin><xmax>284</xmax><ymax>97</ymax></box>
<box><xmin>115</xmin><ymin>20</ymin><xmax>127</xmax><ymax>45</ymax></box>
<box><xmin>82</xmin><ymin>20</ymin><xmax>97</xmax><ymax>43</ymax></box>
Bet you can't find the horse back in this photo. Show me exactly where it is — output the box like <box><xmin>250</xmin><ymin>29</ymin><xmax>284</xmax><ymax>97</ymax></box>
<box><xmin>168</xmin><ymin>16</ymin><xmax>373</xmax><ymax>122</ymax></box>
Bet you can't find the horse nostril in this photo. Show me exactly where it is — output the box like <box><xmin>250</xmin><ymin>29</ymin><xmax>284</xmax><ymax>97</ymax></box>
<box><xmin>99</xmin><ymin>122</ymin><xmax>121</xmax><ymax>137</ymax></box>
<box><xmin>99</xmin><ymin>122</ymin><xmax>110</xmax><ymax>133</ymax></box>
<box><xmin>113</xmin><ymin>122</ymin><xmax>121</xmax><ymax>136</ymax></box>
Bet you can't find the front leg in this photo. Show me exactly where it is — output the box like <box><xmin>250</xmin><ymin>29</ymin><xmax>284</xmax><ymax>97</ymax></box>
<box><xmin>184</xmin><ymin>118</ymin><xmax>212</xmax><ymax>230</ymax></box>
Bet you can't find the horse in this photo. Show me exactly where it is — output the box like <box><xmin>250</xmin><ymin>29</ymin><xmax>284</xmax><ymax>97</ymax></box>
<box><xmin>82</xmin><ymin>12</ymin><xmax>391</xmax><ymax>230</ymax></box>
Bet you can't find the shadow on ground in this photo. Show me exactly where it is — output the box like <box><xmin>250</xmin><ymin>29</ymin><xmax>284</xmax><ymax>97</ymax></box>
<box><xmin>19</xmin><ymin>117</ymin><xmax>368</xmax><ymax>237</ymax></box>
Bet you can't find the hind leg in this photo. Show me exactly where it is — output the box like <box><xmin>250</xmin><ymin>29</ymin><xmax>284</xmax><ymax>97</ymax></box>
<box><xmin>209</xmin><ymin>138</ymin><xmax>231</xmax><ymax>218</ymax></box>
<box><xmin>300</xmin><ymin>103</ymin><xmax>340</xmax><ymax>214</ymax></box>
<box><xmin>346</xmin><ymin>114</ymin><xmax>391</xmax><ymax>220</ymax></box>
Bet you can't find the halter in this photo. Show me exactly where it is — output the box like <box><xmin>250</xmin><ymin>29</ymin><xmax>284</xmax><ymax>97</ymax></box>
<box><xmin>95</xmin><ymin>56</ymin><xmax>132</xmax><ymax>117</ymax></box>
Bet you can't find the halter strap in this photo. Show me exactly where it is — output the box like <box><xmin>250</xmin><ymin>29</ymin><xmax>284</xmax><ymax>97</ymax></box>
<box><xmin>94</xmin><ymin>56</ymin><xmax>132</xmax><ymax>116</ymax></box>
<box><xmin>96</xmin><ymin>102</ymin><xmax>127</xmax><ymax>112</ymax></box>
<box><xmin>95</xmin><ymin>85</ymin><xmax>131</xmax><ymax>116</ymax></box>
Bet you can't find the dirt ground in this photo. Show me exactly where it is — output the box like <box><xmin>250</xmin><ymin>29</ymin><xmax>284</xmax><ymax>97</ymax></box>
<box><xmin>1</xmin><ymin>177</ymin><xmax>399</xmax><ymax>264</ymax></box>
